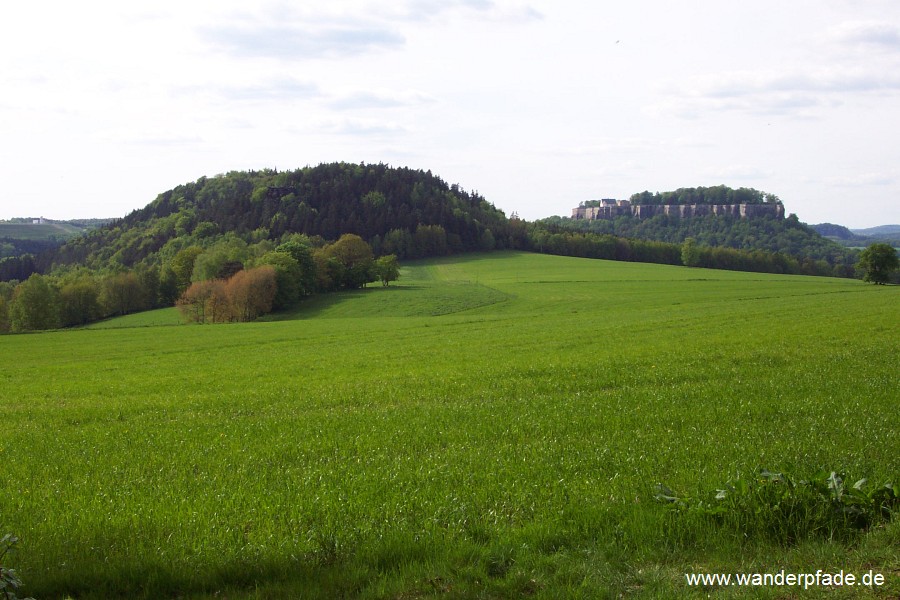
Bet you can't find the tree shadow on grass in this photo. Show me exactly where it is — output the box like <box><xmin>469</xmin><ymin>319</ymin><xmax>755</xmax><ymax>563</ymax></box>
<box><xmin>260</xmin><ymin>285</ymin><xmax>425</xmax><ymax>321</ymax></box>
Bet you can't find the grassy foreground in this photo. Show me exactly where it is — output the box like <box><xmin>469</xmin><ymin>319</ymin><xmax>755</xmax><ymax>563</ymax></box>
<box><xmin>1</xmin><ymin>252</ymin><xmax>897</xmax><ymax>598</ymax></box>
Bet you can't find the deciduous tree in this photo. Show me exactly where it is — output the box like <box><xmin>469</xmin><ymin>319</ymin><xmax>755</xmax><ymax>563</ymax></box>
<box><xmin>177</xmin><ymin>279</ymin><xmax>227</xmax><ymax>323</ymax></box>
<box><xmin>9</xmin><ymin>273</ymin><xmax>60</xmax><ymax>332</ymax></box>
<box><xmin>226</xmin><ymin>266</ymin><xmax>277</xmax><ymax>321</ymax></box>
<box><xmin>681</xmin><ymin>237</ymin><xmax>700</xmax><ymax>267</ymax></box>
<box><xmin>59</xmin><ymin>277</ymin><xmax>102</xmax><ymax>326</ymax></box>
<box><xmin>101</xmin><ymin>272</ymin><xmax>146</xmax><ymax>316</ymax></box>
<box><xmin>0</xmin><ymin>296</ymin><xmax>9</xmax><ymax>333</ymax></box>
<box><xmin>373</xmin><ymin>254</ymin><xmax>400</xmax><ymax>286</ymax></box>
<box><xmin>170</xmin><ymin>246</ymin><xmax>204</xmax><ymax>294</ymax></box>
<box><xmin>257</xmin><ymin>251</ymin><xmax>302</xmax><ymax>309</ymax></box>
<box><xmin>857</xmin><ymin>243</ymin><xmax>898</xmax><ymax>285</ymax></box>
<box><xmin>322</xmin><ymin>234</ymin><xmax>375</xmax><ymax>289</ymax></box>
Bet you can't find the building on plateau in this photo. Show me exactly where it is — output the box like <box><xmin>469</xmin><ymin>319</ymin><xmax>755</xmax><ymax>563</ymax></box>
<box><xmin>572</xmin><ymin>200</ymin><xmax>784</xmax><ymax>220</ymax></box>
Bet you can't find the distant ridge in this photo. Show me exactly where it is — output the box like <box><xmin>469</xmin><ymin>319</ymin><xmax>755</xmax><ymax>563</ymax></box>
<box><xmin>851</xmin><ymin>224</ymin><xmax>900</xmax><ymax>237</ymax></box>
<box><xmin>811</xmin><ymin>223</ymin><xmax>900</xmax><ymax>247</ymax></box>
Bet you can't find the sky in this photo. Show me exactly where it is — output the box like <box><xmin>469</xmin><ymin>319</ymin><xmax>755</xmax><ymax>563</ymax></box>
<box><xmin>1</xmin><ymin>1</ymin><xmax>899</xmax><ymax>228</ymax></box>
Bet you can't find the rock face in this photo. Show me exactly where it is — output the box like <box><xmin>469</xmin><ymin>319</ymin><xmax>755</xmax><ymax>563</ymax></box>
<box><xmin>572</xmin><ymin>202</ymin><xmax>784</xmax><ymax>220</ymax></box>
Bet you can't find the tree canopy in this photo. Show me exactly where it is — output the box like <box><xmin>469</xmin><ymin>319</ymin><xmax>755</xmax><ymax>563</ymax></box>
<box><xmin>38</xmin><ymin>163</ymin><xmax>520</xmax><ymax>275</ymax></box>
<box><xmin>857</xmin><ymin>243</ymin><xmax>899</xmax><ymax>284</ymax></box>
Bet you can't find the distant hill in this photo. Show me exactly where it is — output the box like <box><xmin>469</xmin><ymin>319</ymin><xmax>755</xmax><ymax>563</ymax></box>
<box><xmin>851</xmin><ymin>224</ymin><xmax>900</xmax><ymax>239</ymax></box>
<box><xmin>0</xmin><ymin>221</ymin><xmax>83</xmax><ymax>241</ymax></box>
<box><xmin>540</xmin><ymin>186</ymin><xmax>859</xmax><ymax>274</ymax></box>
<box><xmin>811</xmin><ymin>223</ymin><xmax>900</xmax><ymax>248</ymax></box>
<box><xmin>27</xmin><ymin>163</ymin><xmax>523</xmax><ymax>274</ymax></box>
<box><xmin>0</xmin><ymin>219</ymin><xmax>111</xmax><ymax>260</ymax></box>
<box><xmin>809</xmin><ymin>223</ymin><xmax>860</xmax><ymax>241</ymax></box>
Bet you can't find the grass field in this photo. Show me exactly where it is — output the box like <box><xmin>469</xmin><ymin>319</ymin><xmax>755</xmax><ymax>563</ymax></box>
<box><xmin>0</xmin><ymin>222</ymin><xmax>84</xmax><ymax>241</ymax></box>
<box><xmin>1</xmin><ymin>252</ymin><xmax>898</xmax><ymax>598</ymax></box>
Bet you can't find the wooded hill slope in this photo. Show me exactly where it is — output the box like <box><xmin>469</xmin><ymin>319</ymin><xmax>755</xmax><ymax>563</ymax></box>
<box><xmin>44</xmin><ymin>162</ymin><xmax>524</xmax><ymax>272</ymax></box>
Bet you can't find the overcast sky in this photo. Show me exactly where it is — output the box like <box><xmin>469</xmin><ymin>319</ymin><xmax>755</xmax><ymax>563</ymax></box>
<box><xmin>2</xmin><ymin>1</ymin><xmax>898</xmax><ymax>228</ymax></box>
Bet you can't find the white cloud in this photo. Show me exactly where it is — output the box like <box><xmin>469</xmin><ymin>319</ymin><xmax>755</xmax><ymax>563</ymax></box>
<box><xmin>321</xmin><ymin>118</ymin><xmax>409</xmax><ymax>137</ymax></box>
<box><xmin>653</xmin><ymin>65</ymin><xmax>900</xmax><ymax>119</ymax></box>
<box><xmin>826</xmin><ymin>20</ymin><xmax>900</xmax><ymax>50</ymax></box>
<box><xmin>709</xmin><ymin>165</ymin><xmax>773</xmax><ymax>181</ymax></box>
<box><xmin>380</xmin><ymin>0</ymin><xmax>543</xmax><ymax>23</ymax></box>
<box><xmin>329</xmin><ymin>90</ymin><xmax>436</xmax><ymax>110</ymax></box>
<box><xmin>824</xmin><ymin>171</ymin><xmax>896</xmax><ymax>187</ymax></box>
<box><xmin>192</xmin><ymin>79</ymin><xmax>322</xmax><ymax>102</ymax></box>
<box><xmin>201</xmin><ymin>23</ymin><xmax>405</xmax><ymax>60</ymax></box>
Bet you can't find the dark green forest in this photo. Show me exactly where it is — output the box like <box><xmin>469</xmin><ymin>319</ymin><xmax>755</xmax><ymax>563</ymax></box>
<box><xmin>538</xmin><ymin>210</ymin><xmax>859</xmax><ymax>276</ymax></box>
<box><xmin>628</xmin><ymin>185</ymin><xmax>781</xmax><ymax>205</ymax></box>
<box><xmin>49</xmin><ymin>162</ymin><xmax>519</xmax><ymax>270</ymax></box>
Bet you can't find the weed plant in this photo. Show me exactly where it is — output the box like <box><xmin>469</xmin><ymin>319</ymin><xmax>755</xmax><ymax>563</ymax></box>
<box><xmin>657</xmin><ymin>470</ymin><xmax>899</xmax><ymax>544</ymax></box>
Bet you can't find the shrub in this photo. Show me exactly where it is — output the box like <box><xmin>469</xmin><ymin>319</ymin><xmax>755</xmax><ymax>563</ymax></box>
<box><xmin>0</xmin><ymin>534</ymin><xmax>34</xmax><ymax>600</ymax></box>
<box><xmin>656</xmin><ymin>470</ymin><xmax>899</xmax><ymax>544</ymax></box>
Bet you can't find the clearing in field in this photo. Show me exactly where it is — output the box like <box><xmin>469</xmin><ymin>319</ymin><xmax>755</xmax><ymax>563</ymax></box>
<box><xmin>1</xmin><ymin>252</ymin><xmax>897</xmax><ymax>598</ymax></box>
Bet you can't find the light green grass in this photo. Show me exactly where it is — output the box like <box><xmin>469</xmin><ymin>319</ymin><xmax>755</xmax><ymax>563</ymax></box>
<box><xmin>0</xmin><ymin>222</ymin><xmax>83</xmax><ymax>240</ymax></box>
<box><xmin>1</xmin><ymin>252</ymin><xmax>897</xmax><ymax>599</ymax></box>
<box><xmin>84</xmin><ymin>307</ymin><xmax>183</xmax><ymax>329</ymax></box>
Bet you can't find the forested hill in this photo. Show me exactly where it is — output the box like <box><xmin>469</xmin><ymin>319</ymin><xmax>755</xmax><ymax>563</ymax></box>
<box><xmin>539</xmin><ymin>187</ymin><xmax>859</xmax><ymax>275</ymax></box>
<box><xmin>43</xmin><ymin>163</ymin><xmax>522</xmax><ymax>271</ymax></box>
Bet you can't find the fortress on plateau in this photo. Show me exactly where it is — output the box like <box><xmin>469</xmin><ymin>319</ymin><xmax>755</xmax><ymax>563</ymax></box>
<box><xmin>572</xmin><ymin>199</ymin><xmax>785</xmax><ymax>220</ymax></box>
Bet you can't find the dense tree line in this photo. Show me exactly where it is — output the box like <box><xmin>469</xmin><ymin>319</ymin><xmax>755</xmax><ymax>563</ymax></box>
<box><xmin>526</xmin><ymin>224</ymin><xmax>850</xmax><ymax>277</ymax></box>
<box><xmin>0</xmin><ymin>238</ymin><xmax>61</xmax><ymax>259</ymax></box>
<box><xmin>0</xmin><ymin>233</ymin><xmax>400</xmax><ymax>332</ymax></box>
<box><xmin>539</xmin><ymin>212</ymin><xmax>858</xmax><ymax>274</ymax></box>
<box><xmin>627</xmin><ymin>185</ymin><xmax>781</xmax><ymax>205</ymax></box>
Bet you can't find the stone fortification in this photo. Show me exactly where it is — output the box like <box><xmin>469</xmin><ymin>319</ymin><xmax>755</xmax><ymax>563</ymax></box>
<box><xmin>572</xmin><ymin>200</ymin><xmax>784</xmax><ymax>220</ymax></box>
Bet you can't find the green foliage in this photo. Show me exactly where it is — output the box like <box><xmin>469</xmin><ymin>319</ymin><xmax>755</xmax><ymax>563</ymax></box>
<box><xmin>192</xmin><ymin>221</ymin><xmax>218</xmax><ymax>239</ymax></box>
<box><xmin>257</xmin><ymin>251</ymin><xmax>302</xmax><ymax>309</ymax></box>
<box><xmin>189</xmin><ymin>236</ymin><xmax>249</xmax><ymax>282</ymax></box>
<box><xmin>59</xmin><ymin>277</ymin><xmax>102</xmax><ymax>326</ymax></box>
<box><xmin>857</xmin><ymin>242</ymin><xmax>899</xmax><ymax>284</ymax></box>
<box><xmin>100</xmin><ymin>272</ymin><xmax>147</xmax><ymax>317</ymax></box>
<box><xmin>320</xmin><ymin>234</ymin><xmax>375</xmax><ymax>290</ymax></box>
<box><xmin>627</xmin><ymin>185</ymin><xmax>780</xmax><ymax>205</ymax></box>
<box><xmin>373</xmin><ymin>254</ymin><xmax>400</xmax><ymax>287</ymax></box>
<box><xmin>0</xmin><ymin>296</ymin><xmax>9</xmax><ymax>333</ymax></box>
<box><xmin>680</xmin><ymin>237</ymin><xmax>700</xmax><ymax>267</ymax></box>
<box><xmin>275</xmin><ymin>236</ymin><xmax>317</xmax><ymax>296</ymax></box>
<box><xmin>479</xmin><ymin>228</ymin><xmax>496</xmax><ymax>251</ymax></box>
<box><xmin>529</xmin><ymin>222</ymin><xmax>848</xmax><ymax>276</ymax></box>
<box><xmin>0</xmin><ymin>534</ymin><xmax>34</xmax><ymax>600</ymax></box>
<box><xmin>39</xmin><ymin>163</ymin><xmax>521</xmax><ymax>274</ymax></box>
<box><xmin>169</xmin><ymin>246</ymin><xmax>203</xmax><ymax>294</ymax></box>
<box><xmin>656</xmin><ymin>470</ymin><xmax>899</xmax><ymax>544</ymax></box>
<box><xmin>9</xmin><ymin>273</ymin><xmax>60</xmax><ymax>332</ymax></box>
<box><xmin>543</xmin><ymin>210</ymin><xmax>858</xmax><ymax>273</ymax></box>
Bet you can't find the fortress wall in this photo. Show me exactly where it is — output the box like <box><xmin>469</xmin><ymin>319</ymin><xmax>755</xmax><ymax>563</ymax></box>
<box><xmin>573</xmin><ymin>203</ymin><xmax>783</xmax><ymax>220</ymax></box>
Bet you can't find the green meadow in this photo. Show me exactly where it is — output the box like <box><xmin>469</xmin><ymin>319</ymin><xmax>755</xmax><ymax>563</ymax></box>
<box><xmin>0</xmin><ymin>222</ymin><xmax>83</xmax><ymax>241</ymax></box>
<box><xmin>1</xmin><ymin>252</ymin><xmax>897</xmax><ymax>598</ymax></box>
